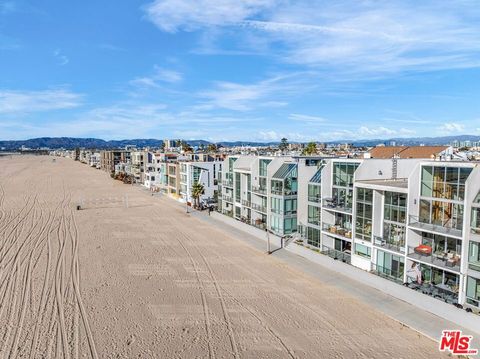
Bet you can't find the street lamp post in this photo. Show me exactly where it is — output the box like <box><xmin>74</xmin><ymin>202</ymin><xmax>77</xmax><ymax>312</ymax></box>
<box><xmin>266</xmin><ymin>229</ymin><xmax>271</xmax><ymax>254</ymax></box>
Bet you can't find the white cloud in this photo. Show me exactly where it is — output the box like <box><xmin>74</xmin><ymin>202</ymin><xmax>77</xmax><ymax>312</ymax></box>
<box><xmin>438</xmin><ymin>122</ymin><xmax>465</xmax><ymax>133</ymax></box>
<box><xmin>198</xmin><ymin>73</ymin><xmax>312</xmax><ymax>111</ymax></box>
<box><xmin>0</xmin><ymin>88</ymin><xmax>82</xmax><ymax>114</ymax></box>
<box><xmin>289</xmin><ymin>113</ymin><xmax>327</xmax><ymax>123</ymax></box>
<box><xmin>146</xmin><ymin>1</ymin><xmax>480</xmax><ymax>74</ymax></box>
<box><xmin>144</xmin><ymin>0</ymin><xmax>279</xmax><ymax>32</ymax></box>
<box><xmin>53</xmin><ymin>49</ymin><xmax>69</xmax><ymax>66</ymax></box>
<box><xmin>130</xmin><ymin>66</ymin><xmax>183</xmax><ymax>89</ymax></box>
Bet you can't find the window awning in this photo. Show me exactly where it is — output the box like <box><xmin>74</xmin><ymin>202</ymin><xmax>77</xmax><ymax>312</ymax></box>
<box><xmin>272</xmin><ymin>163</ymin><xmax>296</xmax><ymax>179</ymax></box>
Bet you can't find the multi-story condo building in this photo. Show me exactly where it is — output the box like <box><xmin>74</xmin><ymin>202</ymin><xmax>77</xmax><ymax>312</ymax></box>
<box><xmin>179</xmin><ymin>160</ymin><xmax>222</xmax><ymax>205</ymax></box>
<box><xmin>100</xmin><ymin>150</ymin><xmax>130</xmax><ymax>173</ymax></box>
<box><xmin>217</xmin><ymin>154</ymin><xmax>480</xmax><ymax>311</ymax></box>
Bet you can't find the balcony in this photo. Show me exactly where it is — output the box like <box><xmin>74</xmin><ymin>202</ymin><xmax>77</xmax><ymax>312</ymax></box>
<box><xmin>373</xmin><ymin>235</ymin><xmax>406</xmax><ymax>254</ymax></box>
<box><xmin>320</xmin><ymin>246</ymin><xmax>351</xmax><ymax>264</ymax></box>
<box><xmin>322</xmin><ymin>198</ymin><xmax>352</xmax><ymax>214</ymax></box>
<box><xmin>371</xmin><ymin>264</ymin><xmax>403</xmax><ymax>284</ymax></box>
<box><xmin>251</xmin><ymin>186</ymin><xmax>267</xmax><ymax>196</ymax></box>
<box><xmin>251</xmin><ymin>203</ymin><xmax>267</xmax><ymax>213</ymax></box>
<box><xmin>241</xmin><ymin>199</ymin><xmax>251</xmax><ymax>207</ymax></box>
<box><xmin>307</xmin><ymin>217</ymin><xmax>321</xmax><ymax>226</ymax></box>
<box><xmin>409</xmin><ymin>215</ymin><xmax>462</xmax><ymax>238</ymax></box>
<box><xmin>404</xmin><ymin>282</ymin><xmax>459</xmax><ymax>304</ymax></box>
<box><xmin>407</xmin><ymin>245</ymin><xmax>461</xmax><ymax>272</ymax></box>
<box><xmin>270</xmin><ymin>208</ymin><xmax>297</xmax><ymax>217</ymax></box>
<box><xmin>322</xmin><ymin>223</ymin><xmax>352</xmax><ymax>240</ymax></box>
<box><xmin>222</xmin><ymin>180</ymin><xmax>233</xmax><ymax>187</ymax></box>
<box><xmin>252</xmin><ymin>219</ymin><xmax>267</xmax><ymax>230</ymax></box>
<box><xmin>222</xmin><ymin>195</ymin><xmax>233</xmax><ymax>203</ymax></box>
<box><xmin>222</xmin><ymin>209</ymin><xmax>233</xmax><ymax>217</ymax></box>
<box><xmin>308</xmin><ymin>194</ymin><xmax>321</xmax><ymax>203</ymax></box>
<box><xmin>271</xmin><ymin>188</ymin><xmax>297</xmax><ymax>196</ymax></box>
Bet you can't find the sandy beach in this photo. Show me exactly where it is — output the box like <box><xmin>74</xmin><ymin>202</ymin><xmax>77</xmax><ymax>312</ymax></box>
<box><xmin>0</xmin><ymin>155</ymin><xmax>448</xmax><ymax>358</ymax></box>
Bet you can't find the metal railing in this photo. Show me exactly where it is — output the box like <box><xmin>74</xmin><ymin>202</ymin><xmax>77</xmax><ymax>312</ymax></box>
<box><xmin>407</xmin><ymin>245</ymin><xmax>461</xmax><ymax>272</ymax></box>
<box><xmin>242</xmin><ymin>199</ymin><xmax>251</xmax><ymax>207</ymax></box>
<box><xmin>373</xmin><ymin>235</ymin><xmax>406</xmax><ymax>253</ymax></box>
<box><xmin>270</xmin><ymin>208</ymin><xmax>297</xmax><ymax>216</ymax></box>
<box><xmin>222</xmin><ymin>180</ymin><xmax>233</xmax><ymax>187</ymax></box>
<box><xmin>251</xmin><ymin>186</ymin><xmax>267</xmax><ymax>195</ymax></box>
<box><xmin>320</xmin><ymin>245</ymin><xmax>351</xmax><ymax>264</ymax></box>
<box><xmin>251</xmin><ymin>203</ymin><xmax>267</xmax><ymax>213</ymax></box>
<box><xmin>222</xmin><ymin>195</ymin><xmax>233</xmax><ymax>202</ymax></box>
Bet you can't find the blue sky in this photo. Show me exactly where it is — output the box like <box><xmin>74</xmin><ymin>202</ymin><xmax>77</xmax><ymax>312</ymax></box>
<box><xmin>0</xmin><ymin>0</ymin><xmax>479</xmax><ymax>142</ymax></box>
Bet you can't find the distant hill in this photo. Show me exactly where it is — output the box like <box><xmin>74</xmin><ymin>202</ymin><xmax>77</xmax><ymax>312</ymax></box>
<box><xmin>0</xmin><ymin>135</ymin><xmax>479</xmax><ymax>151</ymax></box>
<box><xmin>0</xmin><ymin>137</ymin><xmax>211</xmax><ymax>150</ymax></box>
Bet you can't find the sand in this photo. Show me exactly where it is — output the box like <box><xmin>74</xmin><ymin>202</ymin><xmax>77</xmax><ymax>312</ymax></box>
<box><xmin>0</xmin><ymin>155</ymin><xmax>448</xmax><ymax>358</ymax></box>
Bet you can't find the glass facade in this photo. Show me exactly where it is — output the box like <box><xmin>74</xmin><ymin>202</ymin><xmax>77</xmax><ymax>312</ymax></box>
<box><xmin>333</xmin><ymin>162</ymin><xmax>359</xmax><ymax>187</ymax></box>
<box><xmin>235</xmin><ymin>172</ymin><xmax>241</xmax><ymax>203</ymax></box>
<box><xmin>355</xmin><ymin>188</ymin><xmax>373</xmax><ymax>241</ymax></box>
<box><xmin>376</xmin><ymin>250</ymin><xmax>404</xmax><ymax>280</ymax></box>
<box><xmin>306</xmin><ymin>227</ymin><xmax>320</xmax><ymax>247</ymax></box>
<box><xmin>355</xmin><ymin>243</ymin><xmax>371</xmax><ymax>258</ymax></box>
<box><xmin>308</xmin><ymin>184</ymin><xmax>321</xmax><ymax>202</ymax></box>
<box><xmin>259</xmin><ymin>159</ymin><xmax>271</xmax><ymax>177</ymax></box>
<box><xmin>466</xmin><ymin>276</ymin><xmax>480</xmax><ymax>307</ymax></box>
<box><xmin>469</xmin><ymin>242</ymin><xmax>480</xmax><ymax>271</ymax></box>
<box><xmin>308</xmin><ymin>205</ymin><xmax>321</xmax><ymax>225</ymax></box>
<box><xmin>382</xmin><ymin>191</ymin><xmax>407</xmax><ymax>251</ymax></box>
<box><xmin>419</xmin><ymin>199</ymin><xmax>464</xmax><ymax>231</ymax></box>
<box><xmin>472</xmin><ymin>207</ymin><xmax>480</xmax><ymax>235</ymax></box>
<box><xmin>421</xmin><ymin>166</ymin><xmax>471</xmax><ymax>201</ymax></box>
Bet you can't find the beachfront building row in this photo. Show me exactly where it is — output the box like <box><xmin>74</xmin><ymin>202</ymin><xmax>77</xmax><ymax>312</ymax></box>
<box><xmin>100</xmin><ymin>149</ymin><xmax>223</xmax><ymax>206</ymax></box>
<box><xmin>217</xmin><ymin>154</ymin><xmax>480</xmax><ymax>311</ymax></box>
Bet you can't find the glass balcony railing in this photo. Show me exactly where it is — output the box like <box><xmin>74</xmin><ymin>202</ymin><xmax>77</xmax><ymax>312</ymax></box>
<box><xmin>270</xmin><ymin>208</ymin><xmax>297</xmax><ymax>216</ymax></box>
<box><xmin>308</xmin><ymin>194</ymin><xmax>321</xmax><ymax>203</ymax></box>
<box><xmin>373</xmin><ymin>235</ymin><xmax>406</xmax><ymax>254</ymax></box>
<box><xmin>322</xmin><ymin>223</ymin><xmax>352</xmax><ymax>240</ymax></box>
<box><xmin>307</xmin><ymin>217</ymin><xmax>321</xmax><ymax>226</ymax></box>
<box><xmin>409</xmin><ymin>215</ymin><xmax>462</xmax><ymax>238</ymax></box>
<box><xmin>371</xmin><ymin>264</ymin><xmax>403</xmax><ymax>284</ymax></box>
<box><xmin>407</xmin><ymin>245</ymin><xmax>461</xmax><ymax>272</ymax></box>
<box><xmin>320</xmin><ymin>245</ymin><xmax>351</xmax><ymax>264</ymax></box>
<box><xmin>271</xmin><ymin>188</ymin><xmax>297</xmax><ymax>196</ymax></box>
<box><xmin>322</xmin><ymin>198</ymin><xmax>352</xmax><ymax>213</ymax></box>
<box><xmin>404</xmin><ymin>282</ymin><xmax>459</xmax><ymax>304</ymax></box>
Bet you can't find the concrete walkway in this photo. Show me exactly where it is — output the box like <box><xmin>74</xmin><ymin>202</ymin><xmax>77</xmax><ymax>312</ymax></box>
<box><xmin>185</xmin><ymin>209</ymin><xmax>480</xmax><ymax>356</ymax></box>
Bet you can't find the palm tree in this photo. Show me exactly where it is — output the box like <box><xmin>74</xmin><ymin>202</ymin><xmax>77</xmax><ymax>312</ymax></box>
<box><xmin>191</xmin><ymin>182</ymin><xmax>204</xmax><ymax>209</ymax></box>
<box><xmin>302</xmin><ymin>141</ymin><xmax>317</xmax><ymax>155</ymax></box>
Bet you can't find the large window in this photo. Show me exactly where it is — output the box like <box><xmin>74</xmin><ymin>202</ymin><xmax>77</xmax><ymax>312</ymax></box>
<box><xmin>259</xmin><ymin>159</ymin><xmax>271</xmax><ymax>177</ymax></box>
<box><xmin>355</xmin><ymin>243</ymin><xmax>371</xmax><ymax>258</ymax></box>
<box><xmin>308</xmin><ymin>184</ymin><xmax>321</xmax><ymax>202</ymax></box>
<box><xmin>235</xmin><ymin>172</ymin><xmax>241</xmax><ymax>202</ymax></box>
<box><xmin>422</xmin><ymin>233</ymin><xmax>462</xmax><ymax>257</ymax></box>
<box><xmin>306</xmin><ymin>227</ymin><xmax>321</xmax><ymax>247</ymax></box>
<box><xmin>419</xmin><ymin>199</ymin><xmax>464</xmax><ymax>230</ymax></box>
<box><xmin>472</xmin><ymin>208</ymin><xmax>480</xmax><ymax>235</ymax></box>
<box><xmin>333</xmin><ymin>162</ymin><xmax>359</xmax><ymax>187</ymax></box>
<box><xmin>376</xmin><ymin>250</ymin><xmax>404</xmax><ymax>279</ymax></box>
<box><xmin>469</xmin><ymin>242</ymin><xmax>480</xmax><ymax>271</ymax></box>
<box><xmin>308</xmin><ymin>205</ymin><xmax>321</xmax><ymax>225</ymax></box>
<box><xmin>283</xmin><ymin>218</ymin><xmax>297</xmax><ymax>234</ymax></box>
<box><xmin>466</xmin><ymin>276</ymin><xmax>480</xmax><ymax>307</ymax></box>
<box><xmin>421</xmin><ymin>166</ymin><xmax>471</xmax><ymax>201</ymax></box>
<box><xmin>355</xmin><ymin>188</ymin><xmax>373</xmax><ymax>241</ymax></box>
<box><xmin>384</xmin><ymin>192</ymin><xmax>407</xmax><ymax>223</ymax></box>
